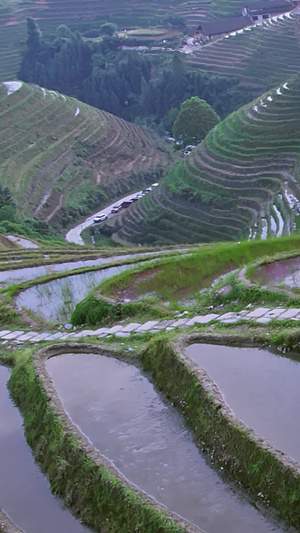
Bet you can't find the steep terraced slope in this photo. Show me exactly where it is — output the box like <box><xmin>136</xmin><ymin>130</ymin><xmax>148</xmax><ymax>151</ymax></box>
<box><xmin>110</xmin><ymin>74</ymin><xmax>300</xmax><ymax>245</ymax></box>
<box><xmin>0</xmin><ymin>81</ymin><xmax>169</xmax><ymax>227</ymax></box>
<box><xmin>188</xmin><ymin>11</ymin><xmax>300</xmax><ymax>92</ymax></box>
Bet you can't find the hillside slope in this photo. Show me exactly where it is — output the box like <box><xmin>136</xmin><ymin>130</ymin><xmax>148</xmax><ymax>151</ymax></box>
<box><xmin>108</xmin><ymin>74</ymin><xmax>300</xmax><ymax>245</ymax></box>
<box><xmin>0</xmin><ymin>0</ymin><xmax>291</xmax><ymax>81</ymax></box>
<box><xmin>0</xmin><ymin>0</ymin><xmax>185</xmax><ymax>81</ymax></box>
<box><xmin>0</xmin><ymin>81</ymin><xmax>169</xmax><ymax>228</ymax></box>
<box><xmin>187</xmin><ymin>11</ymin><xmax>300</xmax><ymax>93</ymax></box>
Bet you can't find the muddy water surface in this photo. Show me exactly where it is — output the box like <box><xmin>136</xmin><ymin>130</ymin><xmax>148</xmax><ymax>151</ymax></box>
<box><xmin>254</xmin><ymin>255</ymin><xmax>300</xmax><ymax>288</ymax></box>
<box><xmin>0</xmin><ymin>365</ymin><xmax>89</xmax><ymax>533</ymax></box>
<box><xmin>47</xmin><ymin>353</ymin><xmax>286</xmax><ymax>533</ymax></box>
<box><xmin>186</xmin><ymin>343</ymin><xmax>300</xmax><ymax>463</ymax></box>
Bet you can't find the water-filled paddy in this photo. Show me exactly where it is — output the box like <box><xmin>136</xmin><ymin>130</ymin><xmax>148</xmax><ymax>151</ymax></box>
<box><xmin>16</xmin><ymin>263</ymin><xmax>133</xmax><ymax>322</ymax></box>
<box><xmin>46</xmin><ymin>352</ymin><xmax>285</xmax><ymax>533</ymax></box>
<box><xmin>0</xmin><ymin>254</ymin><xmax>129</xmax><ymax>287</ymax></box>
<box><xmin>253</xmin><ymin>255</ymin><xmax>300</xmax><ymax>289</ymax></box>
<box><xmin>186</xmin><ymin>343</ymin><xmax>300</xmax><ymax>462</ymax></box>
<box><xmin>0</xmin><ymin>365</ymin><xmax>89</xmax><ymax>533</ymax></box>
<box><xmin>0</xmin><ymin>249</ymin><xmax>180</xmax><ymax>288</ymax></box>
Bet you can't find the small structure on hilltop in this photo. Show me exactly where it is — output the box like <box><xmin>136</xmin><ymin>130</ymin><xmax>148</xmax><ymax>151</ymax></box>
<box><xmin>243</xmin><ymin>0</ymin><xmax>297</xmax><ymax>21</ymax></box>
<box><xmin>195</xmin><ymin>16</ymin><xmax>252</xmax><ymax>41</ymax></box>
<box><xmin>194</xmin><ymin>0</ymin><xmax>297</xmax><ymax>42</ymax></box>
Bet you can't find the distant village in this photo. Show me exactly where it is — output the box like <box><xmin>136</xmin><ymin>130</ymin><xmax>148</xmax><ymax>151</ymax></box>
<box><xmin>191</xmin><ymin>0</ymin><xmax>300</xmax><ymax>42</ymax></box>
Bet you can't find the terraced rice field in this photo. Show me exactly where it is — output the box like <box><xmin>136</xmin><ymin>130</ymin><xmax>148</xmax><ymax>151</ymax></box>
<box><xmin>0</xmin><ymin>0</ymin><xmax>180</xmax><ymax>81</ymax></box>
<box><xmin>110</xmin><ymin>74</ymin><xmax>300</xmax><ymax>245</ymax></box>
<box><xmin>0</xmin><ymin>81</ymin><xmax>168</xmax><ymax>226</ymax></box>
<box><xmin>188</xmin><ymin>11</ymin><xmax>300</xmax><ymax>91</ymax></box>
<box><xmin>1</xmin><ymin>0</ymin><xmax>287</xmax><ymax>81</ymax></box>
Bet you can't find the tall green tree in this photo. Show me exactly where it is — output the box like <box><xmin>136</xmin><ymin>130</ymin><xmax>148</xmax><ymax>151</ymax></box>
<box><xmin>99</xmin><ymin>23</ymin><xmax>117</xmax><ymax>36</ymax></box>
<box><xmin>26</xmin><ymin>17</ymin><xmax>43</xmax><ymax>51</ymax></box>
<box><xmin>0</xmin><ymin>185</ymin><xmax>15</xmax><ymax>209</ymax></box>
<box><xmin>172</xmin><ymin>96</ymin><xmax>220</xmax><ymax>148</ymax></box>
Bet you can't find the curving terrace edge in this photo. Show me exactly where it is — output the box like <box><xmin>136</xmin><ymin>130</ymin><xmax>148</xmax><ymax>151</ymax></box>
<box><xmin>8</xmin><ymin>336</ymin><xmax>300</xmax><ymax>532</ymax></box>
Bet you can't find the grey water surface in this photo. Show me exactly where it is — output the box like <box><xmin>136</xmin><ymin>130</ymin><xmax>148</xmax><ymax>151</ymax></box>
<box><xmin>0</xmin><ymin>364</ymin><xmax>89</xmax><ymax>533</ymax></box>
<box><xmin>16</xmin><ymin>263</ymin><xmax>135</xmax><ymax>322</ymax></box>
<box><xmin>0</xmin><ymin>254</ymin><xmax>130</xmax><ymax>287</ymax></box>
<box><xmin>0</xmin><ymin>249</ymin><xmax>178</xmax><ymax>288</ymax></box>
<box><xmin>186</xmin><ymin>343</ymin><xmax>300</xmax><ymax>462</ymax></box>
<box><xmin>46</xmin><ymin>352</ymin><xmax>287</xmax><ymax>533</ymax></box>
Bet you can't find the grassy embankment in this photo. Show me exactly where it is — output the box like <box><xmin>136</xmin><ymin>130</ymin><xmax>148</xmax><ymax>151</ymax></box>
<box><xmin>6</xmin><ymin>330</ymin><xmax>300</xmax><ymax>531</ymax></box>
<box><xmin>139</xmin><ymin>336</ymin><xmax>300</xmax><ymax>529</ymax></box>
<box><xmin>70</xmin><ymin>235</ymin><xmax>300</xmax><ymax>326</ymax></box>
<box><xmin>0</xmin><ymin>246</ymin><xmax>195</xmax><ymax>328</ymax></box>
<box><xmin>6</xmin><ymin>346</ymin><xmax>190</xmax><ymax>533</ymax></box>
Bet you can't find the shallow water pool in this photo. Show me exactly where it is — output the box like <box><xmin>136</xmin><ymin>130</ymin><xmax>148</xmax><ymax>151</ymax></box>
<box><xmin>0</xmin><ymin>365</ymin><xmax>89</xmax><ymax>533</ymax></box>
<box><xmin>186</xmin><ymin>343</ymin><xmax>300</xmax><ymax>462</ymax></box>
<box><xmin>46</xmin><ymin>352</ymin><xmax>286</xmax><ymax>533</ymax></box>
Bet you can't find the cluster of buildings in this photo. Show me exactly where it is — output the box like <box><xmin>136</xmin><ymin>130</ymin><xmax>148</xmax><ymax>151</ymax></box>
<box><xmin>192</xmin><ymin>0</ymin><xmax>299</xmax><ymax>42</ymax></box>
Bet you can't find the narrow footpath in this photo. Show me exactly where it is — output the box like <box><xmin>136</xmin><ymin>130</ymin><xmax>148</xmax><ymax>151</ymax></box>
<box><xmin>1</xmin><ymin>306</ymin><xmax>299</xmax><ymax>344</ymax></box>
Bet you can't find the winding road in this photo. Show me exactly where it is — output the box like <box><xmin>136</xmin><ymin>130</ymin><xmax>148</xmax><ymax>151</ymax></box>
<box><xmin>65</xmin><ymin>189</ymin><xmax>144</xmax><ymax>245</ymax></box>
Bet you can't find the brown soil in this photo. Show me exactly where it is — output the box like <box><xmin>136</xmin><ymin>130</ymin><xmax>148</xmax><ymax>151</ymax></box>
<box><xmin>108</xmin><ymin>267</ymin><xmax>161</xmax><ymax>301</ymax></box>
<box><xmin>0</xmin><ymin>235</ymin><xmax>17</xmax><ymax>249</ymax></box>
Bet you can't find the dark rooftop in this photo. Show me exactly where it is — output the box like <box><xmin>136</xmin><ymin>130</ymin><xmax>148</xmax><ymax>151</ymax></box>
<box><xmin>245</xmin><ymin>0</ymin><xmax>292</xmax><ymax>12</ymax></box>
<box><xmin>198</xmin><ymin>15</ymin><xmax>252</xmax><ymax>36</ymax></box>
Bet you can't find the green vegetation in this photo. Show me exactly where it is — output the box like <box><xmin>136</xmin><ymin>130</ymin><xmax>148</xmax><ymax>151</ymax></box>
<box><xmin>113</xmin><ymin>73</ymin><xmax>300</xmax><ymax>245</ymax></box>
<box><xmin>8</xmin><ymin>350</ymin><xmax>185</xmax><ymax>533</ymax></box>
<box><xmin>0</xmin><ymin>184</ymin><xmax>54</xmax><ymax>239</ymax></box>
<box><xmin>188</xmin><ymin>13</ymin><xmax>300</xmax><ymax>91</ymax></box>
<box><xmin>124</xmin><ymin>28</ymin><xmax>167</xmax><ymax>36</ymax></box>
<box><xmin>139</xmin><ymin>337</ymin><xmax>300</xmax><ymax>529</ymax></box>
<box><xmin>210</xmin><ymin>273</ymin><xmax>297</xmax><ymax>310</ymax></box>
<box><xmin>173</xmin><ymin>96</ymin><xmax>220</xmax><ymax>148</ymax></box>
<box><xmin>71</xmin><ymin>294</ymin><xmax>165</xmax><ymax>326</ymax></box>
<box><xmin>100</xmin><ymin>235</ymin><xmax>300</xmax><ymax>302</ymax></box>
<box><xmin>4</xmin><ymin>234</ymin><xmax>300</xmax><ymax>531</ymax></box>
<box><xmin>0</xmin><ymin>0</ymin><xmax>283</xmax><ymax>83</ymax></box>
<box><xmin>0</xmin><ymin>245</ymin><xmax>191</xmax><ymax>327</ymax></box>
<box><xmin>0</xmin><ymin>80</ymin><xmax>168</xmax><ymax>231</ymax></box>
<box><xmin>18</xmin><ymin>21</ymin><xmax>247</xmax><ymax>125</ymax></box>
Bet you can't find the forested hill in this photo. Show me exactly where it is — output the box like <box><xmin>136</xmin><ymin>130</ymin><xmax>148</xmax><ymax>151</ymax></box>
<box><xmin>0</xmin><ymin>0</ymin><xmax>280</xmax><ymax>81</ymax></box>
<box><xmin>0</xmin><ymin>81</ymin><xmax>169</xmax><ymax>232</ymax></box>
<box><xmin>187</xmin><ymin>10</ymin><xmax>300</xmax><ymax>92</ymax></box>
<box><xmin>18</xmin><ymin>20</ymin><xmax>248</xmax><ymax>126</ymax></box>
<box><xmin>105</xmin><ymin>74</ymin><xmax>300</xmax><ymax>246</ymax></box>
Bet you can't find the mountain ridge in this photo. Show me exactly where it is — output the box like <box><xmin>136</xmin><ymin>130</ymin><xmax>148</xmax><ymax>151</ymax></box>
<box><xmin>0</xmin><ymin>80</ymin><xmax>169</xmax><ymax>230</ymax></box>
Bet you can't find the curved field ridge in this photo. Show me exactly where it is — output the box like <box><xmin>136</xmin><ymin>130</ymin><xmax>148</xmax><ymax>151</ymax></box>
<box><xmin>0</xmin><ymin>81</ymin><xmax>168</xmax><ymax>226</ymax></box>
<box><xmin>9</xmin><ymin>343</ymin><xmax>199</xmax><ymax>533</ymax></box>
<box><xmin>187</xmin><ymin>11</ymin><xmax>300</xmax><ymax>91</ymax></box>
<box><xmin>112</xmin><ymin>73</ymin><xmax>300</xmax><ymax>245</ymax></box>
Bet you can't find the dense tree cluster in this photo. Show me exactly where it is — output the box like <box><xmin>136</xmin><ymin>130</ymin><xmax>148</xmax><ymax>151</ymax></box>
<box><xmin>0</xmin><ymin>185</ymin><xmax>15</xmax><ymax>210</ymax></box>
<box><xmin>173</xmin><ymin>96</ymin><xmax>220</xmax><ymax>147</ymax></box>
<box><xmin>19</xmin><ymin>19</ymin><xmax>253</xmax><ymax>130</ymax></box>
<box><xmin>0</xmin><ymin>184</ymin><xmax>51</xmax><ymax>238</ymax></box>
